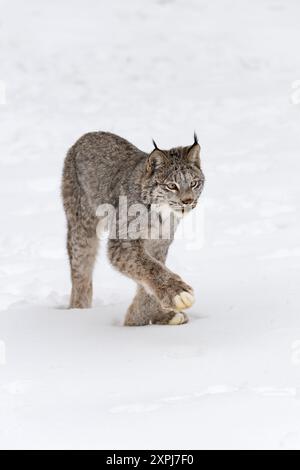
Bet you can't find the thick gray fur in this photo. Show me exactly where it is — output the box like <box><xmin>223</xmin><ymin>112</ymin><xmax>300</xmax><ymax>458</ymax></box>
<box><xmin>62</xmin><ymin>131</ymin><xmax>205</xmax><ymax>326</ymax></box>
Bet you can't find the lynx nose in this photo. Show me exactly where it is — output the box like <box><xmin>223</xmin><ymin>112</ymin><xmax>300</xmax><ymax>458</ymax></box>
<box><xmin>181</xmin><ymin>196</ymin><xmax>194</xmax><ymax>206</ymax></box>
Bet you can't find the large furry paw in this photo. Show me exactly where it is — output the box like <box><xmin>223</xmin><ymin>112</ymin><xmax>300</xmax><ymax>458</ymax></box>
<box><xmin>173</xmin><ymin>291</ymin><xmax>194</xmax><ymax>311</ymax></box>
<box><xmin>153</xmin><ymin>277</ymin><xmax>195</xmax><ymax>312</ymax></box>
<box><xmin>168</xmin><ymin>312</ymin><xmax>189</xmax><ymax>325</ymax></box>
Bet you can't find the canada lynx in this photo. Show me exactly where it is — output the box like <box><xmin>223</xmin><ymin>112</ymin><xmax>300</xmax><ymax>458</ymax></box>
<box><xmin>62</xmin><ymin>132</ymin><xmax>205</xmax><ymax>326</ymax></box>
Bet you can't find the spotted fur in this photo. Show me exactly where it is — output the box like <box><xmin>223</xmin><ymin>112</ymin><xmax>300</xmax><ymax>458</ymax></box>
<box><xmin>62</xmin><ymin>131</ymin><xmax>205</xmax><ymax>325</ymax></box>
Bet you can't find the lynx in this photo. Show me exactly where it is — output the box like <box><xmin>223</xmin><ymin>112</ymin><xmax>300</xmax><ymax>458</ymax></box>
<box><xmin>62</xmin><ymin>132</ymin><xmax>205</xmax><ymax>326</ymax></box>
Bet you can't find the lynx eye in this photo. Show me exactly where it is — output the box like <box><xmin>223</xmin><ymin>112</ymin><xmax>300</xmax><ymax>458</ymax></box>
<box><xmin>191</xmin><ymin>180</ymin><xmax>200</xmax><ymax>189</ymax></box>
<box><xmin>166</xmin><ymin>183</ymin><xmax>178</xmax><ymax>191</ymax></box>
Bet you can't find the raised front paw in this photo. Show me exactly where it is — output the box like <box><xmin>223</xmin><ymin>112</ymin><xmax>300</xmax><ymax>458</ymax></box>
<box><xmin>154</xmin><ymin>277</ymin><xmax>195</xmax><ymax>312</ymax></box>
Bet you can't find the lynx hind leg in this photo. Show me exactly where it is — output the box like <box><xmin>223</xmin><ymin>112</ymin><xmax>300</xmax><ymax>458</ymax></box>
<box><xmin>62</xmin><ymin>149</ymin><xmax>100</xmax><ymax>309</ymax></box>
<box><xmin>67</xmin><ymin>220</ymin><xmax>99</xmax><ymax>309</ymax></box>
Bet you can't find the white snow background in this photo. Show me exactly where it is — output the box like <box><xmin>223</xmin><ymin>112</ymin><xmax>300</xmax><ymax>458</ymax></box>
<box><xmin>1</xmin><ymin>0</ymin><xmax>300</xmax><ymax>450</ymax></box>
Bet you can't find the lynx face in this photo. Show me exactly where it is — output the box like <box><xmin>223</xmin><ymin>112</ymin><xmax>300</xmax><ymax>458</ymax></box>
<box><xmin>143</xmin><ymin>139</ymin><xmax>205</xmax><ymax>217</ymax></box>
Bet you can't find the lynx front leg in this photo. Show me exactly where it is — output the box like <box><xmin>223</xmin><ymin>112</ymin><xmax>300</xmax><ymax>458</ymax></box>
<box><xmin>108</xmin><ymin>239</ymin><xmax>194</xmax><ymax>322</ymax></box>
<box><xmin>124</xmin><ymin>286</ymin><xmax>155</xmax><ymax>326</ymax></box>
<box><xmin>124</xmin><ymin>286</ymin><xmax>189</xmax><ymax>326</ymax></box>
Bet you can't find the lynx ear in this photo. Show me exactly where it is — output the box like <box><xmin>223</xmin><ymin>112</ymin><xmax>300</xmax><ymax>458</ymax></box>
<box><xmin>146</xmin><ymin>149</ymin><xmax>167</xmax><ymax>174</ymax></box>
<box><xmin>146</xmin><ymin>141</ymin><xmax>167</xmax><ymax>175</ymax></box>
<box><xmin>187</xmin><ymin>133</ymin><xmax>201</xmax><ymax>168</ymax></box>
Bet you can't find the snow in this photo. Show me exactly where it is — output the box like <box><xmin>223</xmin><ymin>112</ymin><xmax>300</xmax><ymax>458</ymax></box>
<box><xmin>1</xmin><ymin>0</ymin><xmax>300</xmax><ymax>450</ymax></box>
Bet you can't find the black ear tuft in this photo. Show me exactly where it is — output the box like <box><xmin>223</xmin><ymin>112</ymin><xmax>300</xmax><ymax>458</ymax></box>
<box><xmin>193</xmin><ymin>131</ymin><xmax>198</xmax><ymax>145</ymax></box>
<box><xmin>152</xmin><ymin>139</ymin><xmax>159</xmax><ymax>150</ymax></box>
<box><xmin>187</xmin><ymin>133</ymin><xmax>201</xmax><ymax>168</ymax></box>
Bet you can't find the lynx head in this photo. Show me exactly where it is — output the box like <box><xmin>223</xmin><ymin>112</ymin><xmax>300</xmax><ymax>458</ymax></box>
<box><xmin>142</xmin><ymin>133</ymin><xmax>205</xmax><ymax>216</ymax></box>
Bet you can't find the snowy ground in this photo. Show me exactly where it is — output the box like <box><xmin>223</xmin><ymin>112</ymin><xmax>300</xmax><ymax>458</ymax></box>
<box><xmin>1</xmin><ymin>0</ymin><xmax>300</xmax><ymax>450</ymax></box>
